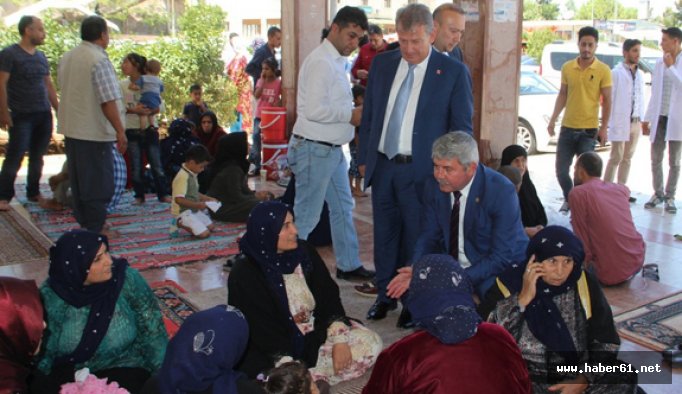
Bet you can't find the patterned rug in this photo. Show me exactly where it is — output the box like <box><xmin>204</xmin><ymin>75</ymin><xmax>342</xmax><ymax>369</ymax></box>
<box><xmin>151</xmin><ymin>280</ymin><xmax>199</xmax><ymax>338</ymax></box>
<box><xmin>22</xmin><ymin>192</ymin><xmax>245</xmax><ymax>270</ymax></box>
<box><xmin>0</xmin><ymin>206</ymin><xmax>52</xmax><ymax>266</ymax></box>
<box><xmin>614</xmin><ymin>291</ymin><xmax>682</xmax><ymax>351</ymax></box>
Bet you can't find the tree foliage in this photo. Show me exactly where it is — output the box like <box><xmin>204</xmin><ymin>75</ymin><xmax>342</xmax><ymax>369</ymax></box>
<box><xmin>523</xmin><ymin>28</ymin><xmax>557</xmax><ymax>62</ymax></box>
<box><xmin>0</xmin><ymin>4</ymin><xmax>237</xmax><ymax>124</ymax></box>
<box><xmin>523</xmin><ymin>0</ymin><xmax>560</xmax><ymax>21</ymax></box>
<box><xmin>658</xmin><ymin>0</ymin><xmax>682</xmax><ymax>28</ymax></box>
<box><xmin>575</xmin><ymin>0</ymin><xmax>638</xmax><ymax>20</ymax></box>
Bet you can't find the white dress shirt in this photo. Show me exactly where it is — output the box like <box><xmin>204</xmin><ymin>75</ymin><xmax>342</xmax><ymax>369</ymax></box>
<box><xmin>292</xmin><ymin>39</ymin><xmax>354</xmax><ymax>145</ymax></box>
<box><xmin>451</xmin><ymin>169</ymin><xmax>476</xmax><ymax>268</ymax></box>
<box><xmin>379</xmin><ymin>48</ymin><xmax>432</xmax><ymax>156</ymax></box>
<box><xmin>608</xmin><ymin>62</ymin><xmax>645</xmax><ymax>141</ymax></box>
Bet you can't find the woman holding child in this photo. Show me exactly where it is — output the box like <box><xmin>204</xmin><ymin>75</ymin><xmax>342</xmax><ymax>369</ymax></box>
<box><xmin>120</xmin><ymin>52</ymin><xmax>171</xmax><ymax>204</ymax></box>
<box><xmin>228</xmin><ymin>201</ymin><xmax>382</xmax><ymax>385</ymax></box>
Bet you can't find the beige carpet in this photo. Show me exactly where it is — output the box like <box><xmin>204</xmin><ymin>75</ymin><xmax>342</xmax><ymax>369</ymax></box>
<box><xmin>614</xmin><ymin>291</ymin><xmax>682</xmax><ymax>351</ymax></box>
<box><xmin>0</xmin><ymin>206</ymin><xmax>52</xmax><ymax>266</ymax></box>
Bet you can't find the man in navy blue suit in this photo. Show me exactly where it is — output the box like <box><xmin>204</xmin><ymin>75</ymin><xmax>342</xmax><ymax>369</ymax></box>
<box><xmin>357</xmin><ymin>3</ymin><xmax>473</xmax><ymax>327</ymax></box>
<box><xmin>386</xmin><ymin>132</ymin><xmax>528</xmax><ymax>302</ymax></box>
<box><xmin>432</xmin><ymin>3</ymin><xmax>466</xmax><ymax>61</ymax></box>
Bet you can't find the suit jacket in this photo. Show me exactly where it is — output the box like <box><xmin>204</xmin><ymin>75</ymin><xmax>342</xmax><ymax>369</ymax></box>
<box><xmin>413</xmin><ymin>165</ymin><xmax>528</xmax><ymax>295</ymax></box>
<box><xmin>358</xmin><ymin>49</ymin><xmax>473</xmax><ymax>192</ymax></box>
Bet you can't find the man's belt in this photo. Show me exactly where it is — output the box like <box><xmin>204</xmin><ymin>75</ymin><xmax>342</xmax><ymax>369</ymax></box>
<box><xmin>292</xmin><ymin>134</ymin><xmax>341</xmax><ymax>148</ymax></box>
<box><xmin>382</xmin><ymin>153</ymin><xmax>412</xmax><ymax>164</ymax></box>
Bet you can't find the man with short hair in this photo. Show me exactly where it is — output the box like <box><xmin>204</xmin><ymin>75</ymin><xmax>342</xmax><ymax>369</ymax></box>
<box><xmin>351</xmin><ymin>24</ymin><xmax>387</xmax><ymax>86</ymax></box>
<box><xmin>288</xmin><ymin>7</ymin><xmax>374</xmax><ymax>283</ymax></box>
<box><xmin>571</xmin><ymin>152</ymin><xmax>645</xmax><ymax>285</ymax></box>
<box><xmin>58</xmin><ymin>15</ymin><xmax>126</xmax><ymax>233</ymax></box>
<box><xmin>385</xmin><ymin>132</ymin><xmax>527</xmax><ymax>301</ymax></box>
<box><xmin>604</xmin><ymin>39</ymin><xmax>645</xmax><ymax>203</ymax></box>
<box><xmin>548</xmin><ymin>26</ymin><xmax>612</xmax><ymax>213</ymax></box>
<box><xmin>358</xmin><ymin>3</ymin><xmax>473</xmax><ymax>327</ymax></box>
<box><xmin>432</xmin><ymin>3</ymin><xmax>466</xmax><ymax>61</ymax></box>
<box><xmin>643</xmin><ymin>27</ymin><xmax>682</xmax><ymax>214</ymax></box>
<box><xmin>0</xmin><ymin>15</ymin><xmax>59</xmax><ymax>210</ymax></box>
<box><xmin>246</xmin><ymin>26</ymin><xmax>281</xmax><ymax>87</ymax></box>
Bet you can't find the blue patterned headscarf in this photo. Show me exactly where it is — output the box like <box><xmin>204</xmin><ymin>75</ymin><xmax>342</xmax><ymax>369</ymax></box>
<box><xmin>498</xmin><ymin>225</ymin><xmax>584</xmax><ymax>364</ymax></box>
<box><xmin>407</xmin><ymin>254</ymin><xmax>481</xmax><ymax>344</ymax></box>
<box><xmin>47</xmin><ymin>229</ymin><xmax>128</xmax><ymax>366</ymax></box>
<box><xmin>238</xmin><ymin>201</ymin><xmax>311</xmax><ymax>358</ymax></box>
<box><xmin>158</xmin><ymin>305</ymin><xmax>249</xmax><ymax>394</ymax></box>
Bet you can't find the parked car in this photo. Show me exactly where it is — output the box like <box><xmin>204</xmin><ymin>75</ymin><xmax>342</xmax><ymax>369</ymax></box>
<box><xmin>520</xmin><ymin>55</ymin><xmax>540</xmax><ymax>74</ymax></box>
<box><xmin>517</xmin><ymin>71</ymin><xmax>560</xmax><ymax>154</ymax></box>
<box><xmin>539</xmin><ymin>41</ymin><xmax>661</xmax><ymax>88</ymax></box>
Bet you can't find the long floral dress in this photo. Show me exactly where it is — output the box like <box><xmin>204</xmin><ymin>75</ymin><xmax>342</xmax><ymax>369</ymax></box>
<box><xmin>226</xmin><ymin>55</ymin><xmax>253</xmax><ymax>133</ymax></box>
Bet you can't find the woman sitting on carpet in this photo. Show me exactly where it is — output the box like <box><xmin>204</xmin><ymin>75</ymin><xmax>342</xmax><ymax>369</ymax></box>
<box><xmin>488</xmin><ymin>226</ymin><xmax>636</xmax><ymax>393</ymax></box>
<box><xmin>33</xmin><ymin>230</ymin><xmax>168</xmax><ymax>393</ymax></box>
<box><xmin>0</xmin><ymin>277</ymin><xmax>44</xmax><ymax>394</ymax></box>
<box><xmin>207</xmin><ymin>133</ymin><xmax>274</xmax><ymax>223</ymax></box>
<box><xmin>500</xmin><ymin>145</ymin><xmax>547</xmax><ymax>238</ymax></box>
<box><xmin>228</xmin><ymin>201</ymin><xmax>382</xmax><ymax>385</ymax></box>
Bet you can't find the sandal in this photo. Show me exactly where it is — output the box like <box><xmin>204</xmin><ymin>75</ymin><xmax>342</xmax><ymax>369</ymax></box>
<box><xmin>642</xmin><ymin>263</ymin><xmax>659</xmax><ymax>282</ymax></box>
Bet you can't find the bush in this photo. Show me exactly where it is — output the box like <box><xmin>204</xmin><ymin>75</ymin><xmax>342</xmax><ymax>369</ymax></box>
<box><xmin>0</xmin><ymin>5</ymin><xmax>237</xmax><ymax>126</ymax></box>
<box><xmin>524</xmin><ymin>28</ymin><xmax>557</xmax><ymax>63</ymax></box>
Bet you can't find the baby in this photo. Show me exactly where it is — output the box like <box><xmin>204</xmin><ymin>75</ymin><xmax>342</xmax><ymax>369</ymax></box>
<box><xmin>132</xmin><ymin>59</ymin><xmax>164</xmax><ymax>129</ymax></box>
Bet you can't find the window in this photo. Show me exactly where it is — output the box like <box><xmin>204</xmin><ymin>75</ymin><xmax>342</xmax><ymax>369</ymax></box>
<box><xmin>243</xmin><ymin>19</ymin><xmax>261</xmax><ymax>38</ymax></box>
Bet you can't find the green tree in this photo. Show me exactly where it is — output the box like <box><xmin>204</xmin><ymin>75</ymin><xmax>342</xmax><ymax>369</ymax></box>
<box><xmin>575</xmin><ymin>0</ymin><xmax>638</xmax><ymax>20</ymax></box>
<box><xmin>523</xmin><ymin>0</ymin><xmax>560</xmax><ymax>20</ymax></box>
<box><xmin>658</xmin><ymin>1</ymin><xmax>682</xmax><ymax>27</ymax></box>
<box><xmin>524</xmin><ymin>28</ymin><xmax>557</xmax><ymax>62</ymax></box>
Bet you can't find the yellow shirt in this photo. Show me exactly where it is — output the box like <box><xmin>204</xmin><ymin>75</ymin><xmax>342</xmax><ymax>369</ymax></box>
<box><xmin>561</xmin><ymin>57</ymin><xmax>612</xmax><ymax>129</ymax></box>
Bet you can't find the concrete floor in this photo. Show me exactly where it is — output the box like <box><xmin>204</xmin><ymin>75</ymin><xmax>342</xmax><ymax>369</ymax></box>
<box><xmin>1</xmin><ymin>141</ymin><xmax>681</xmax><ymax>392</ymax></box>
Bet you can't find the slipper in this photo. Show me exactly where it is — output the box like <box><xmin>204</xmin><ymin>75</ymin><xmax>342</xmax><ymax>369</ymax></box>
<box><xmin>674</xmin><ymin>234</ymin><xmax>682</xmax><ymax>241</ymax></box>
<box><xmin>642</xmin><ymin>263</ymin><xmax>659</xmax><ymax>282</ymax></box>
<box><xmin>662</xmin><ymin>343</ymin><xmax>682</xmax><ymax>368</ymax></box>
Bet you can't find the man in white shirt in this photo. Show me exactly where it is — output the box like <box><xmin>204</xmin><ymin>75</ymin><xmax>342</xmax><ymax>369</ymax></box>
<box><xmin>604</xmin><ymin>39</ymin><xmax>645</xmax><ymax>202</ymax></box>
<box><xmin>643</xmin><ymin>27</ymin><xmax>682</xmax><ymax>214</ymax></box>
<box><xmin>288</xmin><ymin>6</ymin><xmax>374</xmax><ymax>281</ymax></box>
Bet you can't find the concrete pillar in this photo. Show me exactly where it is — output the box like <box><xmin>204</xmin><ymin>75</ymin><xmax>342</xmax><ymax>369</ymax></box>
<box><xmin>459</xmin><ymin>0</ymin><xmax>522</xmax><ymax>164</ymax></box>
<box><xmin>281</xmin><ymin>0</ymin><xmax>327</xmax><ymax>133</ymax></box>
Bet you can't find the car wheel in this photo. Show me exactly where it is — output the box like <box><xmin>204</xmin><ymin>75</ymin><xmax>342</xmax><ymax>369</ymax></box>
<box><xmin>516</xmin><ymin>119</ymin><xmax>537</xmax><ymax>154</ymax></box>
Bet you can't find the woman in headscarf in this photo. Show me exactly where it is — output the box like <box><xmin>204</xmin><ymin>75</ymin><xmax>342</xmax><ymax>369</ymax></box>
<box><xmin>195</xmin><ymin>111</ymin><xmax>228</xmax><ymax>158</ymax></box>
<box><xmin>489</xmin><ymin>226</ymin><xmax>636</xmax><ymax>393</ymax></box>
<box><xmin>207</xmin><ymin>133</ymin><xmax>273</xmax><ymax>223</ymax></box>
<box><xmin>0</xmin><ymin>277</ymin><xmax>44</xmax><ymax>394</ymax></box>
<box><xmin>33</xmin><ymin>230</ymin><xmax>168</xmax><ymax>393</ymax></box>
<box><xmin>228</xmin><ymin>201</ymin><xmax>382</xmax><ymax>385</ymax></box>
<box><xmin>501</xmin><ymin>145</ymin><xmax>547</xmax><ymax>238</ymax></box>
<box><xmin>363</xmin><ymin>254</ymin><xmax>531</xmax><ymax>394</ymax></box>
<box><xmin>151</xmin><ymin>305</ymin><xmax>263</xmax><ymax>394</ymax></box>
<box><xmin>161</xmin><ymin>118</ymin><xmax>200</xmax><ymax>184</ymax></box>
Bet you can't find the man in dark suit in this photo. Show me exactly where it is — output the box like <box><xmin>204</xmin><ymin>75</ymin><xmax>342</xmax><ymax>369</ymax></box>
<box><xmin>357</xmin><ymin>3</ymin><xmax>473</xmax><ymax>327</ymax></box>
<box><xmin>386</xmin><ymin>132</ymin><xmax>528</xmax><ymax>302</ymax></box>
<box><xmin>432</xmin><ymin>3</ymin><xmax>466</xmax><ymax>61</ymax></box>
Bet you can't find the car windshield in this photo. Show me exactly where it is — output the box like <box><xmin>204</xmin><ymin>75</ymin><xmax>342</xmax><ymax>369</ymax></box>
<box><xmin>640</xmin><ymin>57</ymin><xmax>657</xmax><ymax>73</ymax></box>
<box><xmin>521</xmin><ymin>55</ymin><xmax>539</xmax><ymax>65</ymax></box>
<box><xmin>520</xmin><ymin>72</ymin><xmax>558</xmax><ymax>95</ymax></box>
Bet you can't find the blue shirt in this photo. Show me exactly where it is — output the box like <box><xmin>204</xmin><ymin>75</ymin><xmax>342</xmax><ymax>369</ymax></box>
<box><xmin>0</xmin><ymin>44</ymin><xmax>50</xmax><ymax>113</ymax></box>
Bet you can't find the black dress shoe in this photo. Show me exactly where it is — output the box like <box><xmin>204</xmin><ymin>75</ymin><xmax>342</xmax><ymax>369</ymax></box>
<box><xmin>336</xmin><ymin>266</ymin><xmax>375</xmax><ymax>281</ymax></box>
<box><xmin>396</xmin><ymin>307</ymin><xmax>415</xmax><ymax>329</ymax></box>
<box><xmin>366</xmin><ymin>300</ymin><xmax>397</xmax><ymax>320</ymax></box>
<box><xmin>662</xmin><ymin>343</ymin><xmax>682</xmax><ymax>367</ymax></box>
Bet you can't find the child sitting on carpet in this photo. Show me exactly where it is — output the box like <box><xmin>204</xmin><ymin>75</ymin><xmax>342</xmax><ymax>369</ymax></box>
<box><xmin>263</xmin><ymin>359</ymin><xmax>324</xmax><ymax>394</ymax></box>
<box><xmin>170</xmin><ymin>145</ymin><xmax>218</xmax><ymax>238</ymax></box>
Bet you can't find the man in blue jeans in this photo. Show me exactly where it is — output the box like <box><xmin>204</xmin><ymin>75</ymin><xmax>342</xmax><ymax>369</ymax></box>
<box><xmin>288</xmin><ymin>6</ymin><xmax>374</xmax><ymax>281</ymax></box>
<box><xmin>547</xmin><ymin>26</ymin><xmax>612</xmax><ymax>213</ymax></box>
<box><xmin>0</xmin><ymin>16</ymin><xmax>59</xmax><ymax>210</ymax></box>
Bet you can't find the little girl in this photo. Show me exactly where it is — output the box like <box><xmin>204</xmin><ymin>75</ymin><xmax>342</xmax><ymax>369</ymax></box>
<box><xmin>264</xmin><ymin>360</ymin><xmax>322</xmax><ymax>394</ymax></box>
<box><xmin>248</xmin><ymin>57</ymin><xmax>282</xmax><ymax>175</ymax></box>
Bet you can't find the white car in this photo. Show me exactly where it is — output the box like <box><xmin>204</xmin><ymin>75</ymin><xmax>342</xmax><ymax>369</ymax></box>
<box><xmin>517</xmin><ymin>71</ymin><xmax>560</xmax><ymax>154</ymax></box>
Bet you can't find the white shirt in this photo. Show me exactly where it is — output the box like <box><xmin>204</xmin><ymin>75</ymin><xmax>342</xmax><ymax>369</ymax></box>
<box><xmin>292</xmin><ymin>39</ymin><xmax>354</xmax><ymax>145</ymax></box>
<box><xmin>379</xmin><ymin>48</ymin><xmax>432</xmax><ymax>155</ymax></box>
<box><xmin>451</xmin><ymin>168</ymin><xmax>476</xmax><ymax>268</ymax></box>
<box><xmin>644</xmin><ymin>51</ymin><xmax>682</xmax><ymax>142</ymax></box>
<box><xmin>608</xmin><ymin>63</ymin><xmax>645</xmax><ymax>141</ymax></box>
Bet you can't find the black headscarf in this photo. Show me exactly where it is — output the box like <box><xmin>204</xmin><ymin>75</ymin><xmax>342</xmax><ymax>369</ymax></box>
<box><xmin>47</xmin><ymin>230</ymin><xmax>128</xmax><ymax>366</ymax></box>
<box><xmin>238</xmin><ymin>202</ymin><xmax>312</xmax><ymax>358</ymax></box>
<box><xmin>498</xmin><ymin>226</ymin><xmax>584</xmax><ymax>364</ymax></box>
<box><xmin>214</xmin><ymin>133</ymin><xmax>250</xmax><ymax>174</ymax></box>
<box><xmin>501</xmin><ymin>145</ymin><xmax>547</xmax><ymax>228</ymax></box>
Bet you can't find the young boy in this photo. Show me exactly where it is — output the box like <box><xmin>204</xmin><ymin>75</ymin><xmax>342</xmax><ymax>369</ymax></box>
<box><xmin>182</xmin><ymin>84</ymin><xmax>209</xmax><ymax>128</ymax></box>
<box><xmin>133</xmin><ymin>59</ymin><xmax>164</xmax><ymax>129</ymax></box>
<box><xmin>171</xmin><ymin>144</ymin><xmax>217</xmax><ymax>238</ymax></box>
